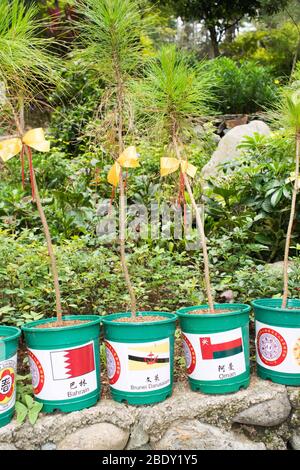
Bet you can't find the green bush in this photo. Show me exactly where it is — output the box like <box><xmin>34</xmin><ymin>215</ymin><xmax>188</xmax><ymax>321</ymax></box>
<box><xmin>204</xmin><ymin>57</ymin><xmax>279</xmax><ymax>114</ymax></box>
<box><xmin>1</xmin><ymin>226</ymin><xmax>300</xmax><ymax>328</ymax></box>
<box><xmin>206</xmin><ymin>130</ymin><xmax>299</xmax><ymax>263</ymax></box>
<box><xmin>222</xmin><ymin>22</ymin><xmax>299</xmax><ymax>77</ymax></box>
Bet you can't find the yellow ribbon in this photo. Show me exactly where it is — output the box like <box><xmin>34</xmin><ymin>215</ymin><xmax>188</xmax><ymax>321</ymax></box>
<box><xmin>160</xmin><ymin>157</ymin><xmax>197</xmax><ymax>178</ymax></box>
<box><xmin>107</xmin><ymin>146</ymin><xmax>140</xmax><ymax>187</ymax></box>
<box><xmin>0</xmin><ymin>128</ymin><xmax>50</xmax><ymax>162</ymax></box>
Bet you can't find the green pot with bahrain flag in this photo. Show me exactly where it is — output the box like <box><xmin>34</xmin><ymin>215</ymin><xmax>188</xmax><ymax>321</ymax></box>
<box><xmin>22</xmin><ymin>315</ymin><xmax>101</xmax><ymax>413</ymax></box>
<box><xmin>0</xmin><ymin>326</ymin><xmax>21</xmax><ymax>428</ymax></box>
<box><xmin>102</xmin><ymin>312</ymin><xmax>177</xmax><ymax>405</ymax></box>
<box><xmin>177</xmin><ymin>304</ymin><xmax>251</xmax><ymax>394</ymax></box>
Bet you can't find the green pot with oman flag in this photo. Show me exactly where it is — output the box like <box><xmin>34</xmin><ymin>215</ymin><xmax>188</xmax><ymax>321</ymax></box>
<box><xmin>177</xmin><ymin>304</ymin><xmax>251</xmax><ymax>394</ymax></box>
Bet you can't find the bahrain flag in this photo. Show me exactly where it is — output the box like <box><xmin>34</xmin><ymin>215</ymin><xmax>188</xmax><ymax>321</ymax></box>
<box><xmin>50</xmin><ymin>343</ymin><xmax>95</xmax><ymax>380</ymax></box>
<box><xmin>200</xmin><ymin>336</ymin><xmax>243</xmax><ymax>360</ymax></box>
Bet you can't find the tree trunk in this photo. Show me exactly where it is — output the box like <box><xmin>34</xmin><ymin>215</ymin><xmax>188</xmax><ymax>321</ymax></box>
<box><xmin>225</xmin><ymin>25</ymin><xmax>236</xmax><ymax>43</ymax></box>
<box><xmin>207</xmin><ymin>26</ymin><xmax>220</xmax><ymax>58</ymax></box>
<box><xmin>30</xmin><ymin>165</ymin><xmax>63</xmax><ymax>324</ymax></box>
<box><xmin>115</xmin><ymin>66</ymin><xmax>137</xmax><ymax>318</ymax></box>
<box><xmin>183</xmin><ymin>173</ymin><xmax>215</xmax><ymax>313</ymax></box>
<box><xmin>16</xmin><ymin>103</ymin><xmax>63</xmax><ymax>325</ymax></box>
<box><xmin>119</xmin><ymin>170</ymin><xmax>137</xmax><ymax>317</ymax></box>
<box><xmin>290</xmin><ymin>35</ymin><xmax>300</xmax><ymax>83</ymax></box>
<box><xmin>282</xmin><ymin>133</ymin><xmax>300</xmax><ymax>308</ymax></box>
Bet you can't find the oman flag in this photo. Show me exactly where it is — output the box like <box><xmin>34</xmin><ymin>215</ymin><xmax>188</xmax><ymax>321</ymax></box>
<box><xmin>200</xmin><ymin>336</ymin><xmax>243</xmax><ymax>360</ymax></box>
<box><xmin>50</xmin><ymin>343</ymin><xmax>95</xmax><ymax>380</ymax></box>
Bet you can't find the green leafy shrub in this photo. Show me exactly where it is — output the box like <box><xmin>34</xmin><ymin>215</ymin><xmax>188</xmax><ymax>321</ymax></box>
<box><xmin>15</xmin><ymin>375</ymin><xmax>43</xmax><ymax>425</ymax></box>
<box><xmin>206</xmin><ymin>130</ymin><xmax>298</xmax><ymax>262</ymax></box>
<box><xmin>204</xmin><ymin>57</ymin><xmax>279</xmax><ymax>114</ymax></box>
<box><xmin>1</xmin><ymin>223</ymin><xmax>300</xmax><ymax>328</ymax></box>
<box><xmin>222</xmin><ymin>22</ymin><xmax>299</xmax><ymax>77</ymax></box>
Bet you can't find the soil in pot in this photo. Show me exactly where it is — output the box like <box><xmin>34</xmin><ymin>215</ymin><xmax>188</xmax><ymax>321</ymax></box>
<box><xmin>35</xmin><ymin>319</ymin><xmax>88</xmax><ymax>329</ymax></box>
<box><xmin>188</xmin><ymin>308</ymin><xmax>233</xmax><ymax>314</ymax></box>
<box><xmin>112</xmin><ymin>315</ymin><xmax>167</xmax><ymax>323</ymax></box>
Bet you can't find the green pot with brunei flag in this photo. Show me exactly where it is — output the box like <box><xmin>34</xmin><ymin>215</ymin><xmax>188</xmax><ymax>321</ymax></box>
<box><xmin>132</xmin><ymin>45</ymin><xmax>251</xmax><ymax>395</ymax></box>
<box><xmin>102</xmin><ymin>312</ymin><xmax>177</xmax><ymax>405</ymax></box>
<box><xmin>74</xmin><ymin>2</ymin><xmax>178</xmax><ymax>405</ymax></box>
<box><xmin>0</xmin><ymin>326</ymin><xmax>21</xmax><ymax>428</ymax></box>
<box><xmin>177</xmin><ymin>304</ymin><xmax>251</xmax><ymax>394</ymax></box>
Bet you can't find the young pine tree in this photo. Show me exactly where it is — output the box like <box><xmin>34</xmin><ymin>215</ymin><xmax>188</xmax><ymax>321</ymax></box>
<box><xmin>134</xmin><ymin>45</ymin><xmax>216</xmax><ymax>312</ymax></box>
<box><xmin>0</xmin><ymin>0</ymin><xmax>63</xmax><ymax>324</ymax></box>
<box><xmin>76</xmin><ymin>0</ymin><xmax>149</xmax><ymax>318</ymax></box>
<box><xmin>274</xmin><ymin>89</ymin><xmax>300</xmax><ymax>308</ymax></box>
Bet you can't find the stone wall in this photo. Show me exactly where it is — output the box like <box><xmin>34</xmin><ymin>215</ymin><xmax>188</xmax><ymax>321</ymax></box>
<box><xmin>0</xmin><ymin>376</ymin><xmax>299</xmax><ymax>450</ymax></box>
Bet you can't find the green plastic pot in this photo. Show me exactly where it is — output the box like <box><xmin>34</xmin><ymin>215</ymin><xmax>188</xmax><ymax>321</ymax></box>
<box><xmin>252</xmin><ymin>298</ymin><xmax>300</xmax><ymax>386</ymax></box>
<box><xmin>102</xmin><ymin>311</ymin><xmax>177</xmax><ymax>405</ymax></box>
<box><xmin>22</xmin><ymin>315</ymin><xmax>101</xmax><ymax>413</ymax></box>
<box><xmin>0</xmin><ymin>326</ymin><xmax>21</xmax><ymax>428</ymax></box>
<box><xmin>177</xmin><ymin>304</ymin><xmax>250</xmax><ymax>394</ymax></box>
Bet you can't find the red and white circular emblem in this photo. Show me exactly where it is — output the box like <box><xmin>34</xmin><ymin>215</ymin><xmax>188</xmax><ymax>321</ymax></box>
<box><xmin>182</xmin><ymin>334</ymin><xmax>196</xmax><ymax>374</ymax></box>
<box><xmin>257</xmin><ymin>327</ymin><xmax>288</xmax><ymax>367</ymax></box>
<box><xmin>105</xmin><ymin>341</ymin><xmax>121</xmax><ymax>385</ymax></box>
<box><xmin>0</xmin><ymin>368</ymin><xmax>15</xmax><ymax>404</ymax></box>
<box><xmin>28</xmin><ymin>350</ymin><xmax>45</xmax><ymax>395</ymax></box>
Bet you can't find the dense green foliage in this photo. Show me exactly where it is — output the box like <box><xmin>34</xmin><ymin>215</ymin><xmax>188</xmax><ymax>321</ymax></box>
<box><xmin>2</xmin><ymin>228</ymin><xmax>300</xmax><ymax>327</ymax></box>
<box><xmin>1</xmin><ymin>0</ymin><xmax>300</xmax><ymax>330</ymax></box>
<box><xmin>203</xmin><ymin>57</ymin><xmax>279</xmax><ymax>114</ymax></box>
<box><xmin>222</xmin><ymin>22</ymin><xmax>300</xmax><ymax>77</ymax></box>
<box><xmin>0</xmin><ymin>0</ymin><xmax>61</xmax><ymax>111</ymax></box>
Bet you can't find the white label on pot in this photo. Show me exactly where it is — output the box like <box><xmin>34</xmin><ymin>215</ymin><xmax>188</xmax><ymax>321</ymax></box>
<box><xmin>105</xmin><ymin>338</ymin><xmax>171</xmax><ymax>393</ymax></box>
<box><xmin>27</xmin><ymin>342</ymin><xmax>97</xmax><ymax>401</ymax></box>
<box><xmin>182</xmin><ymin>328</ymin><xmax>246</xmax><ymax>381</ymax></box>
<box><xmin>256</xmin><ymin>321</ymin><xmax>300</xmax><ymax>373</ymax></box>
<box><xmin>0</xmin><ymin>354</ymin><xmax>17</xmax><ymax>414</ymax></box>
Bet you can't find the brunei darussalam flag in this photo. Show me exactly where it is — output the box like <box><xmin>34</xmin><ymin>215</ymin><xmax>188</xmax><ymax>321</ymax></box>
<box><xmin>128</xmin><ymin>341</ymin><xmax>169</xmax><ymax>371</ymax></box>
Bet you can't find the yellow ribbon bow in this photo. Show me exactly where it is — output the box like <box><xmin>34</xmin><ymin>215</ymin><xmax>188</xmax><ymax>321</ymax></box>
<box><xmin>107</xmin><ymin>146</ymin><xmax>140</xmax><ymax>187</ymax></box>
<box><xmin>0</xmin><ymin>128</ymin><xmax>50</xmax><ymax>162</ymax></box>
<box><xmin>160</xmin><ymin>157</ymin><xmax>197</xmax><ymax>178</ymax></box>
<box><xmin>0</xmin><ymin>128</ymin><xmax>50</xmax><ymax>201</ymax></box>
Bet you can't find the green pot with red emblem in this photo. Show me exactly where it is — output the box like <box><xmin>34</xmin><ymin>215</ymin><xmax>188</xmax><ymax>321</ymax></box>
<box><xmin>0</xmin><ymin>326</ymin><xmax>21</xmax><ymax>428</ymax></box>
<box><xmin>252</xmin><ymin>298</ymin><xmax>300</xmax><ymax>386</ymax></box>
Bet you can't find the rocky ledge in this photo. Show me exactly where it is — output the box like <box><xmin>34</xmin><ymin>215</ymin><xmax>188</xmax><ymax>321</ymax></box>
<box><xmin>0</xmin><ymin>376</ymin><xmax>299</xmax><ymax>450</ymax></box>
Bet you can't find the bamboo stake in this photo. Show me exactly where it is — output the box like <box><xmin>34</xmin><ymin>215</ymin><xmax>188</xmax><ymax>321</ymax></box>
<box><xmin>282</xmin><ymin>133</ymin><xmax>300</xmax><ymax>308</ymax></box>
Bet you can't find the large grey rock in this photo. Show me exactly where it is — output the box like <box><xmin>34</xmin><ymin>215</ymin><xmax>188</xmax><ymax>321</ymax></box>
<box><xmin>139</xmin><ymin>377</ymin><xmax>287</xmax><ymax>442</ymax></box>
<box><xmin>202</xmin><ymin>120</ymin><xmax>271</xmax><ymax>179</ymax></box>
<box><xmin>0</xmin><ymin>443</ymin><xmax>17</xmax><ymax>450</ymax></box>
<box><xmin>287</xmin><ymin>388</ymin><xmax>300</xmax><ymax>409</ymax></box>
<box><xmin>233</xmin><ymin>394</ymin><xmax>291</xmax><ymax>427</ymax></box>
<box><xmin>41</xmin><ymin>442</ymin><xmax>56</xmax><ymax>450</ymax></box>
<box><xmin>126</xmin><ymin>424</ymin><xmax>149</xmax><ymax>450</ymax></box>
<box><xmin>290</xmin><ymin>431</ymin><xmax>300</xmax><ymax>450</ymax></box>
<box><xmin>265</xmin><ymin>261</ymin><xmax>294</xmax><ymax>276</ymax></box>
<box><xmin>0</xmin><ymin>377</ymin><xmax>293</xmax><ymax>450</ymax></box>
<box><xmin>57</xmin><ymin>422</ymin><xmax>129</xmax><ymax>450</ymax></box>
<box><xmin>0</xmin><ymin>399</ymin><xmax>136</xmax><ymax>450</ymax></box>
<box><xmin>291</xmin><ymin>410</ymin><xmax>300</xmax><ymax>428</ymax></box>
<box><xmin>154</xmin><ymin>420</ymin><xmax>266</xmax><ymax>450</ymax></box>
